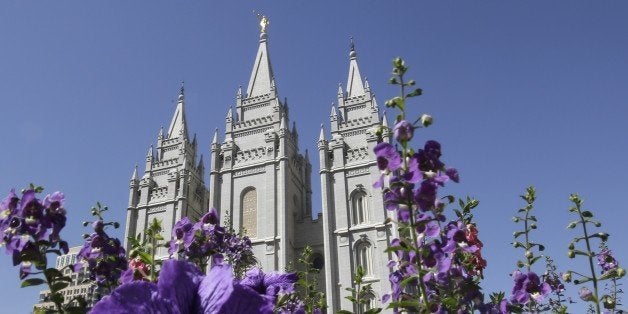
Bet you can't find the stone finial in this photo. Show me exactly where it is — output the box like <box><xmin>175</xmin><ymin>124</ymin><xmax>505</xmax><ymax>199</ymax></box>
<box><xmin>349</xmin><ymin>36</ymin><xmax>357</xmax><ymax>59</ymax></box>
<box><xmin>178</xmin><ymin>81</ymin><xmax>185</xmax><ymax>102</ymax></box>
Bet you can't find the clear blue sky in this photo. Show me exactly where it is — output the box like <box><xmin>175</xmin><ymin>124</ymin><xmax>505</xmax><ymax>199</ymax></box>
<box><xmin>1</xmin><ymin>1</ymin><xmax>627</xmax><ymax>312</ymax></box>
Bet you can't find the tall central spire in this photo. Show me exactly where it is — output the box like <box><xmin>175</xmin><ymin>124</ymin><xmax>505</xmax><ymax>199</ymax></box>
<box><xmin>246</xmin><ymin>14</ymin><xmax>275</xmax><ymax>97</ymax></box>
<box><xmin>346</xmin><ymin>38</ymin><xmax>365</xmax><ymax>98</ymax></box>
<box><xmin>167</xmin><ymin>83</ymin><xmax>188</xmax><ymax>139</ymax></box>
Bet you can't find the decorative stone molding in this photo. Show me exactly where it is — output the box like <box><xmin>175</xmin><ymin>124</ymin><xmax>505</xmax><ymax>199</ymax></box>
<box><xmin>345</xmin><ymin>166</ymin><xmax>369</xmax><ymax>178</ymax></box>
<box><xmin>233</xmin><ymin>166</ymin><xmax>266</xmax><ymax>178</ymax></box>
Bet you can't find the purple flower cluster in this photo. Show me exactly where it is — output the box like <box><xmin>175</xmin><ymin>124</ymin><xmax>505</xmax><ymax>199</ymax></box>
<box><xmin>73</xmin><ymin>219</ymin><xmax>127</xmax><ymax>287</ymax></box>
<box><xmin>375</xmin><ymin>137</ymin><xmax>488</xmax><ymax>311</ymax></box>
<box><xmin>0</xmin><ymin>189</ymin><xmax>68</xmax><ymax>278</ymax></box>
<box><xmin>92</xmin><ymin>259</ymin><xmax>297</xmax><ymax>314</ymax></box>
<box><xmin>169</xmin><ymin>208</ymin><xmax>253</xmax><ymax>271</ymax></box>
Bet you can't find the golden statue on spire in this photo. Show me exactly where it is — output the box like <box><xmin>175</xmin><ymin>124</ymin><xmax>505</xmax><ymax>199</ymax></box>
<box><xmin>256</xmin><ymin>12</ymin><xmax>269</xmax><ymax>34</ymax></box>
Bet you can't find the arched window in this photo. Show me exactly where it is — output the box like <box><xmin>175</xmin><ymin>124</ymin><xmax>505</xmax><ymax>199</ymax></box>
<box><xmin>356</xmin><ymin>241</ymin><xmax>373</xmax><ymax>276</ymax></box>
<box><xmin>241</xmin><ymin>188</ymin><xmax>257</xmax><ymax>238</ymax></box>
<box><xmin>351</xmin><ymin>189</ymin><xmax>368</xmax><ymax>225</ymax></box>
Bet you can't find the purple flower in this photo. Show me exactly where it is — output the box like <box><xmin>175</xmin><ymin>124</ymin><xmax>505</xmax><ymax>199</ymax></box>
<box><xmin>74</xmin><ymin>219</ymin><xmax>127</xmax><ymax>287</ymax></box>
<box><xmin>416</xmin><ymin>140</ymin><xmax>444</xmax><ymax>172</ymax></box>
<box><xmin>442</xmin><ymin>222</ymin><xmax>478</xmax><ymax>254</ymax></box>
<box><xmin>1</xmin><ymin>189</ymin><xmax>69</xmax><ymax>279</ymax></box>
<box><xmin>240</xmin><ymin>268</ymin><xmax>297</xmax><ymax>300</ymax></box>
<box><xmin>393</xmin><ymin>120</ymin><xmax>414</xmax><ymax>142</ymax></box>
<box><xmin>597</xmin><ymin>248</ymin><xmax>619</xmax><ymax>273</ymax></box>
<box><xmin>510</xmin><ymin>270</ymin><xmax>552</xmax><ymax>304</ymax></box>
<box><xmin>169</xmin><ymin>208</ymin><xmax>254</xmax><ymax>272</ymax></box>
<box><xmin>373</xmin><ymin>143</ymin><xmax>402</xmax><ymax>188</ymax></box>
<box><xmin>445</xmin><ymin>167</ymin><xmax>460</xmax><ymax>183</ymax></box>
<box><xmin>92</xmin><ymin>260</ymin><xmax>275</xmax><ymax>314</ymax></box>
<box><xmin>414</xmin><ymin>180</ymin><xmax>438</xmax><ymax>212</ymax></box>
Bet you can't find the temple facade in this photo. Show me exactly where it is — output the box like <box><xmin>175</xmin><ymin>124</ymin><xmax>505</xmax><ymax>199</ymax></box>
<box><xmin>124</xmin><ymin>22</ymin><xmax>392</xmax><ymax>313</ymax></box>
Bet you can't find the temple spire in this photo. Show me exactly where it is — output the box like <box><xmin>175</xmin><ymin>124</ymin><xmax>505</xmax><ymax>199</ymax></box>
<box><xmin>319</xmin><ymin>124</ymin><xmax>325</xmax><ymax>141</ymax></box>
<box><xmin>212</xmin><ymin>128</ymin><xmax>219</xmax><ymax>144</ymax></box>
<box><xmin>346</xmin><ymin>38</ymin><xmax>365</xmax><ymax>98</ymax></box>
<box><xmin>131</xmin><ymin>165</ymin><xmax>138</xmax><ymax>181</ymax></box>
<box><xmin>247</xmin><ymin>14</ymin><xmax>275</xmax><ymax>97</ymax></box>
<box><xmin>167</xmin><ymin>84</ymin><xmax>188</xmax><ymax>139</ymax></box>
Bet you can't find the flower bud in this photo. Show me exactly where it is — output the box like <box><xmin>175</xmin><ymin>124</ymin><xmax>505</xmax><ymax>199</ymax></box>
<box><xmin>113</xmin><ymin>222</ymin><xmax>120</xmax><ymax>229</ymax></box>
<box><xmin>562</xmin><ymin>271</ymin><xmax>572</xmax><ymax>282</ymax></box>
<box><xmin>567</xmin><ymin>250</ymin><xmax>575</xmax><ymax>258</ymax></box>
<box><xmin>525</xmin><ymin>250</ymin><xmax>533</xmax><ymax>258</ymax></box>
<box><xmin>617</xmin><ymin>267</ymin><xmax>626</xmax><ymax>278</ymax></box>
<box><xmin>579</xmin><ymin>286</ymin><xmax>594</xmax><ymax>302</ymax></box>
<box><xmin>393</xmin><ymin>120</ymin><xmax>414</xmax><ymax>142</ymax></box>
<box><xmin>420</xmin><ymin>114</ymin><xmax>433</xmax><ymax>127</ymax></box>
<box><xmin>567</xmin><ymin>222</ymin><xmax>577</xmax><ymax>229</ymax></box>
<box><xmin>568</xmin><ymin>243</ymin><xmax>575</xmax><ymax>250</ymax></box>
<box><xmin>603</xmin><ymin>295</ymin><xmax>616</xmax><ymax>310</ymax></box>
<box><xmin>512</xmin><ymin>217</ymin><xmax>519</xmax><ymax>223</ymax></box>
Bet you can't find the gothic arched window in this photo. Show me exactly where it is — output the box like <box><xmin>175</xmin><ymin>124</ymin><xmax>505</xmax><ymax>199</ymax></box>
<box><xmin>355</xmin><ymin>241</ymin><xmax>373</xmax><ymax>276</ymax></box>
<box><xmin>241</xmin><ymin>188</ymin><xmax>257</xmax><ymax>238</ymax></box>
<box><xmin>351</xmin><ymin>189</ymin><xmax>368</xmax><ymax>225</ymax></box>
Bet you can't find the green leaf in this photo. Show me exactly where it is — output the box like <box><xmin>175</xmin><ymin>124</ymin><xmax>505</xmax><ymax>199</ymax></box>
<box><xmin>21</xmin><ymin>278</ymin><xmax>46</xmax><ymax>287</ymax></box>
<box><xmin>44</xmin><ymin>268</ymin><xmax>63</xmax><ymax>280</ymax></box>
<box><xmin>51</xmin><ymin>281</ymin><xmax>69</xmax><ymax>292</ymax></box>
<box><xmin>337</xmin><ymin>310</ymin><xmax>354</xmax><ymax>314</ymax></box>
<box><xmin>442</xmin><ymin>296</ymin><xmax>458</xmax><ymax>308</ymax></box>
<box><xmin>365</xmin><ymin>308</ymin><xmax>383</xmax><ymax>314</ymax></box>
<box><xmin>406</xmin><ymin>88</ymin><xmax>423</xmax><ymax>98</ymax></box>
<box><xmin>389</xmin><ymin>300</ymin><xmax>420</xmax><ymax>308</ymax></box>
<box><xmin>513</xmin><ymin>231</ymin><xmax>525</xmax><ymax>238</ymax></box>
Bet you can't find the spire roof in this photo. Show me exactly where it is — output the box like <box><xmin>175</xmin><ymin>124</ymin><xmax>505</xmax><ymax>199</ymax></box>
<box><xmin>319</xmin><ymin>124</ymin><xmax>325</xmax><ymax>141</ymax></box>
<box><xmin>246</xmin><ymin>19</ymin><xmax>275</xmax><ymax>98</ymax></box>
<box><xmin>212</xmin><ymin>128</ymin><xmax>219</xmax><ymax>144</ymax></box>
<box><xmin>167</xmin><ymin>84</ymin><xmax>188</xmax><ymax>139</ymax></box>
<box><xmin>346</xmin><ymin>39</ymin><xmax>365</xmax><ymax>98</ymax></box>
<box><xmin>131</xmin><ymin>165</ymin><xmax>138</xmax><ymax>180</ymax></box>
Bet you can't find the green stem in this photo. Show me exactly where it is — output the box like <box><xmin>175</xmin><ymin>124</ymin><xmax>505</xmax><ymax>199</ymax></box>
<box><xmin>151</xmin><ymin>233</ymin><xmax>157</xmax><ymax>282</ymax></box>
<box><xmin>577</xmin><ymin>204</ymin><xmax>601</xmax><ymax>314</ymax></box>
<box><xmin>397</xmin><ymin>70</ymin><xmax>430</xmax><ymax>312</ymax></box>
<box><xmin>523</xmin><ymin>205</ymin><xmax>531</xmax><ymax>272</ymax></box>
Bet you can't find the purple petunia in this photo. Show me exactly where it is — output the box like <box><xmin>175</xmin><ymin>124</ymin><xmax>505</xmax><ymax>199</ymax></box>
<box><xmin>91</xmin><ymin>259</ymin><xmax>287</xmax><ymax>314</ymax></box>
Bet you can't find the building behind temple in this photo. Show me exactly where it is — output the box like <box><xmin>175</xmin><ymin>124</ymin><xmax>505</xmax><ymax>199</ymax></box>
<box><xmin>123</xmin><ymin>22</ymin><xmax>394</xmax><ymax>312</ymax></box>
<box><xmin>33</xmin><ymin>246</ymin><xmax>100</xmax><ymax>312</ymax></box>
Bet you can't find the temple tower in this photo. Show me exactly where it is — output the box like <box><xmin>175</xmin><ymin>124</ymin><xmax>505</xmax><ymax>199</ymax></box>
<box><xmin>208</xmin><ymin>18</ymin><xmax>323</xmax><ymax>273</ymax></box>
<box><xmin>318</xmin><ymin>42</ymin><xmax>393</xmax><ymax>312</ymax></box>
<box><xmin>125</xmin><ymin>86</ymin><xmax>209</xmax><ymax>258</ymax></box>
